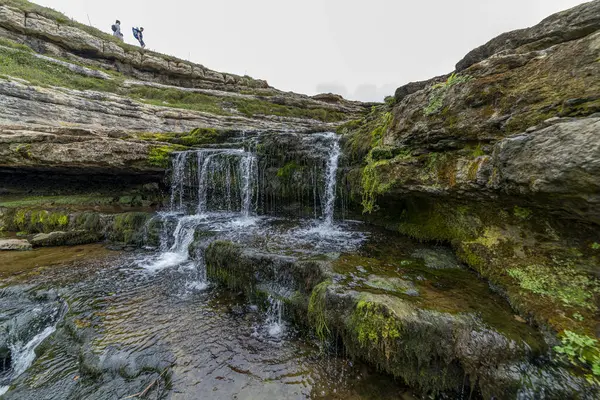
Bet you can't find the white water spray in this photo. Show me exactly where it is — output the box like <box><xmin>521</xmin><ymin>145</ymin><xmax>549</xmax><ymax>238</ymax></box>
<box><xmin>0</xmin><ymin>326</ymin><xmax>56</xmax><ymax>396</ymax></box>
<box><xmin>322</xmin><ymin>133</ymin><xmax>340</xmax><ymax>226</ymax></box>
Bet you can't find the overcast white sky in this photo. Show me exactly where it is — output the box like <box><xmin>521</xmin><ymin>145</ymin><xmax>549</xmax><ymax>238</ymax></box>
<box><xmin>36</xmin><ymin>0</ymin><xmax>588</xmax><ymax>101</ymax></box>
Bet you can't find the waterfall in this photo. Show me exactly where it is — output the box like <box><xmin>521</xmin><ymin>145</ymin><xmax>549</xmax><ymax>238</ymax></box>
<box><xmin>265</xmin><ymin>296</ymin><xmax>284</xmax><ymax>337</ymax></box>
<box><xmin>169</xmin><ymin>151</ymin><xmax>189</xmax><ymax>212</ymax></box>
<box><xmin>322</xmin><ymin>133</ymin><xmax>340</xmax><ymax>226</ymax></box>
<box><xmin>240</xmin><ymin>153</ymin><xmax>257</xmax><ymax>218</ymax></box>
<box><xmin>0</xmin><ymin>326</ymin><xmax>57</xmax><ymax>396</ymax></box>
<box><xmin>195</xmin><ymin>149</ymin><xmax>256</xmax><ymax>216</ymax></box>
<box><xmin>143</xmin><ymin>147</ymin><xmax>258</xmax><ymax>272</ymax></box>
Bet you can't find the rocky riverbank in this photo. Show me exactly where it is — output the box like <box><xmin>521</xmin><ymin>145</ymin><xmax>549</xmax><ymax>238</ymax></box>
<box><xmin>1</xmin><ymin>0</ymin><xmax>599</xmax><ymax>398</ymax></box>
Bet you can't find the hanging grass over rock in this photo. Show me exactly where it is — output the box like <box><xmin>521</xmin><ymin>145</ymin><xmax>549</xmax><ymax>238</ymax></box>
<box><xmin>0</xmin><ymin>47</ymin><xmax>121</xmax><ymax>92</ymax></box>
<box><xmin>307</xmin><ymin>280</ymin><xmax>332</xmax><ymax>342</ymax></box>
<box><xmin>147</xmin><ymin>145</ymin><xmax>187</xmax><ymax>168</ymax></box>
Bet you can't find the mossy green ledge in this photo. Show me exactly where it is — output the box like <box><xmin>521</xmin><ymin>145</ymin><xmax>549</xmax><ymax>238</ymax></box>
<box><xmin>202</xmin><ymin>240</ymin><xmax>595</xmax><ymax>398</ymax></box>
<box><xmin>337</xmin><ymin>1</ymin><xmax>600</xmax><ymax>383</ymax></box>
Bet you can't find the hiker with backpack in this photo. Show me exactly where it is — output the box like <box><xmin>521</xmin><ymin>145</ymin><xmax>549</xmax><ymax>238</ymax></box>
<box><xmin>111</xmin><ymin>20</ymin><xmax>123</xmax><ymax>41</ymax></box>
<box><xmin>132</xmin><ymin>27</ymin><xmax>145</xmax><ymax>48</ymax></box>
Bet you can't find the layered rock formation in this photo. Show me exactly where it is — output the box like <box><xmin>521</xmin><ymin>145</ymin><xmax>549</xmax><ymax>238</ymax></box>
<box><xmin>0</xmin><ymin>0</ymin><xmax>367</xmax><ymax>179</ymax></box>
<box><xmin>1</xmin><ymin>0</ymin><xmax>600</xmax><ymax>397</ymax></box>
<box><xmin>340</xmin><ymin>0</ymin><xmax>600</xmax><ymax>387</ymax></box>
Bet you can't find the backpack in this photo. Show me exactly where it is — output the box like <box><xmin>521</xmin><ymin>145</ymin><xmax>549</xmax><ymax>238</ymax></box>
<box><xmin>111</xmin><ymin>24</ymin><xmax>117</xmax><ymax>32</ymax></box>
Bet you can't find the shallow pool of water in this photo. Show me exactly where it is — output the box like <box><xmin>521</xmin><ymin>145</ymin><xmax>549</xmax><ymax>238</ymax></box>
<box><xmin>0</xmin><ymin>238</ymin><xmax>413</xmax><ymax>399</ymax></box>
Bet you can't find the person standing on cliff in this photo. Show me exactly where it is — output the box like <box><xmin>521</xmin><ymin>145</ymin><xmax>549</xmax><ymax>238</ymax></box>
<box><xmin>132</xmin><ymin>27</ymin><xmax>145</xmax><ymax>48</ymax></box>
<box><xmin>111</xmin><ymin>20</ymin><xmax>123</xmax><ymax>41</ymax></box>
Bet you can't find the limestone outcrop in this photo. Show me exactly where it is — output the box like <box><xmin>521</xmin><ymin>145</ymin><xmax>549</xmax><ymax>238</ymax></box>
<box><xmin>340</xmin><ymin>0</ymin><xmax>600</xmax><ymax>384</ymax></box>
<box><xmin>0</xmin><ymin>1</ymin><xmax>368</xmax><ymax>178</ymax></box>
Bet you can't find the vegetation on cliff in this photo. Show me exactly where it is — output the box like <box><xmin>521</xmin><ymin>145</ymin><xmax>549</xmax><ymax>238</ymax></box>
<box><xmin>336</xmin><ymin>0</ymin><xmax>600</xmax><ymax>383</ymax></box>
<box><xmin>0</xmin><ymin>44</ymin><xmax>347</xmax><ymax>122</ymax></box>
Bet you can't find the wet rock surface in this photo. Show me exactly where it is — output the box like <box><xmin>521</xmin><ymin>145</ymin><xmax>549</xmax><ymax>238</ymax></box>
<box><xmin>0</xmin><ymin>286</ymin><xmax>63</xmax><ymax>392</ymax></box>
<box><xmin>0</xmin><ymin>243</ymin><xmax>410</xmax><ymax>400</ymax></box>
<box><xmin>0</xmin><ymin>0</ymin><xmax>599</xmax><ymax>398</ymax></box>
<box><xmin>203</xmin><ymin>227</ymin><xmax>596</xmax><ymax>398</ymax></box>
<box><xmin>339</xmin><ymin>0</ymin><xmax>600</xmax><ymax>366</ymax></box>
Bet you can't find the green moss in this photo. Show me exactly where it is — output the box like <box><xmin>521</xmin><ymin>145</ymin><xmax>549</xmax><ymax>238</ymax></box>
<box><xmin>10</xmin><ymin>209</ymin><xmax>70</xmax><ymax>233</ymax></box>
<box><xmin>360</xmin><ymin>111</ymin><xmax>394</xmax><ymax>213</ymax></box>
<box><xmin>349</xmin><ymin>298</ymin><xmax>401</xmax><ymax>354</ymax></box>
<box><xmin>137</xmin><ymin>128</ymin><xmax>233</xmax><ymax>147</ymax></box>
<box><xmin>128</xmin><ymin>86</ymin><xmax>226</xmax><ymax>115</ymax></box>
<box><xmin>424</xmin><ymin>73</ymin><xmax>472</xmax><ymax>116</ymax></box>
<box><xmin>513</xmin><ymin>206</ymin><xmax>532</xmax><ymax>220</ymax></box>
<box><xmin>0</xmin><ymin>37</ymin><xmax>32</xmax><ymax>52</ymax></box>
<box><xmin>0</xmin><ymin>47</ymin><xmax>122</xmax><ymax>92</ymax></box>
<box><xmin>590</xmin><ymin>242</ymin><xmax>600</xmax><ymax>250</ymax></box>
<box><xmin>109</xmin><ymin>212</ymin><xmax>151</xmax><ymax>244</ymax></box>
<box><xmin>369</xmin><ymin>146</ymin><xmax>394</xmax><ymax>161</ymax></box>
<box><xmin>276</xmin><ymin>161</ymin><xmax>300</xmax><ymax>180</ymax></box>
<box><xmin>507</xmin><ymin>264</ymin><xmax>600</xmax><ymax>311</ymax></box>
<box><xmin>554</xmin><ymin>330</ymin><xmax>600</xmax><ymax>382</ymax></box>
<box><xmin>0</xmin><ymin>195</ymin><xmax>119</xmax><ymax>209</ymax></box>
<box><xmin>307</xmin><ymin>280</ymin><xmax>332</xmax><ymax>342</ymax></box>
<box><xmin>74</xmin><ymin>212</ymin><xmax>101</xmax><ymax>231</ymax></box>
<box><xmin>13</xmin><ymin>209</ymin><xmax>27</xmax><ymax>227</ymax></box>
<box><xmin>336</xmin><ymin>119</ymin><xmax>362</xmax><ymax>135</ymax></box>
<box><xmin>396</xmin><ymin>203</ymin><xmax>480</xmax><ymax>243</ymax></box>
<box><xmin>471</xmin><ymin>143</ymin><xmax>485</xmax><ymax>157</ymax></box>
<box><xmin>13</xmin><ymin>143</ymin><xmax>32</xmax><ymax>159</ymax></box>
<box><xmin>147</xmin><ymin>145</ymin><xmax>186</xmax><ymax>168</ymax></box>
<box><xmin>131</xmin><ymin>85</ymin><xmax>347</xmax><ymax>122</ymax></box>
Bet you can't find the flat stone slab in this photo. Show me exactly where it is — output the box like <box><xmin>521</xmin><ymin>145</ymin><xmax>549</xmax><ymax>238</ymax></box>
<box><xmin>0</xmin><ymin>238</ymin><xmax>32</xmax><ymax>251</ymax></box>
<box><xmin>30</xmin><ymin>230</ymin><xmax>103</xmax><ymax>247</ymax></box>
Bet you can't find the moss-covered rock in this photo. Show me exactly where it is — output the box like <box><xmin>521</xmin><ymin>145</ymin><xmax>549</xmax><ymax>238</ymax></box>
<box><xmin>107</xmin><ymin>212</ymin><xmax>152</xmax><ymax>245</ymax></box>
<box><xmin>203</xmin><ymin>236</ymin><xmax>596</xmax><ymax>397</ymax></box>
<box><xmin>29</xmin><ymin>230</ymin><xmax>103</xmax><ymax>247</ymax></box>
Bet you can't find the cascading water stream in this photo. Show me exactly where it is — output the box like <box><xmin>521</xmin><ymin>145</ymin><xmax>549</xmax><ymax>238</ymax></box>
<box><xmin>145</xmin><ymin>147</ymin><xmax>258</xmax><ymax>272</ymax></box>
<box><xmin>169</xmin><ymin>151</ymin><xmax>189</xmax><ymax>212</ymax></box>
<box><xmin>322</xmin><ymin>132</ymin><xmax>340</xmax><ymax>226</ymax></box>
<box><xmin>265</xmin><ymin>296</ymin><xmax>284</xmax><ymax>337</ymax></box>
<box><xmin>0</xmin><ymin>326</ymin><xmax>57</xmax><ymax>396</ymax></box>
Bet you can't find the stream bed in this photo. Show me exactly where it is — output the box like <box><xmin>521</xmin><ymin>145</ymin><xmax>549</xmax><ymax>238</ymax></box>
<box><xmin>0</xmin><ymin>219</ymin><xmax>421</xmax><ymax>399</ymax></box>
<box><xmin>0</xmin><ymin>133</ymin><xmax>567</xmax><ymax>398</ymax></box>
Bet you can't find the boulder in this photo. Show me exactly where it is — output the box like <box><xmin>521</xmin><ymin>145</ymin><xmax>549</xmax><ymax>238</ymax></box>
<box><xmin>0</xmin><ymin>238</ymin><xmax>32</xmax><ymax>251</ymax></box>
<box><xmin>29</xmin><ymin>230</ymin><xmax>103</xmax><ymax>247</ymax></box>
<box><xmin>203</xmin><ymin>240</ymin><xmax>595</xmax><ymax>398</ymax></box>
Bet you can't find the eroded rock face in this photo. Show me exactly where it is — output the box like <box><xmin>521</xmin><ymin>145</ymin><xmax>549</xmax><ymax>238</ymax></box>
<box><xmin>0</xmin><ymin>2</ymin><xmax>367</xmax><ymax>179</ymax></box>
<box><xmin>455</xmin><ymin>0</ymin><xmax>600</xmax><ymax>71</ymax></box>
<box><xmin>338</xmin><ymin>0</ymin><xmax>600</xmax><ymax>375</ymax></box>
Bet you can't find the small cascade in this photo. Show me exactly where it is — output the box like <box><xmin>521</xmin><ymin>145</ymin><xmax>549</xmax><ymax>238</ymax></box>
<box><xmin>144</xmin><ymin>147</ymin><xmax>258</xmax><ymax>272</ymax></box>
<box><xmin>0</xmin><ymin>326</ymin><xmax>57</xmax><ymax>396</ymax></box>
<box><xmin>322</xmin><ymin>132</ymin><xmax>341</xmax><ymax>226</ymax></box>
<box><xmin>169</xmin><ymin>151</ymin><xmax>190</xmax><ymax>212</ymax></box>
<box><xmin>240</xmin><ymin>153</ymin><xmax>257</xmax><ymax>218</ymax></box>
<box><xmin>265</xmin><ymin>295</ymin><xmax>284</xmax><ymax>337</ymax></box>
<box><xmin>195</xmin><ymin>149</ymin><xmax>257</xmax><ymax>215</ymax></box>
